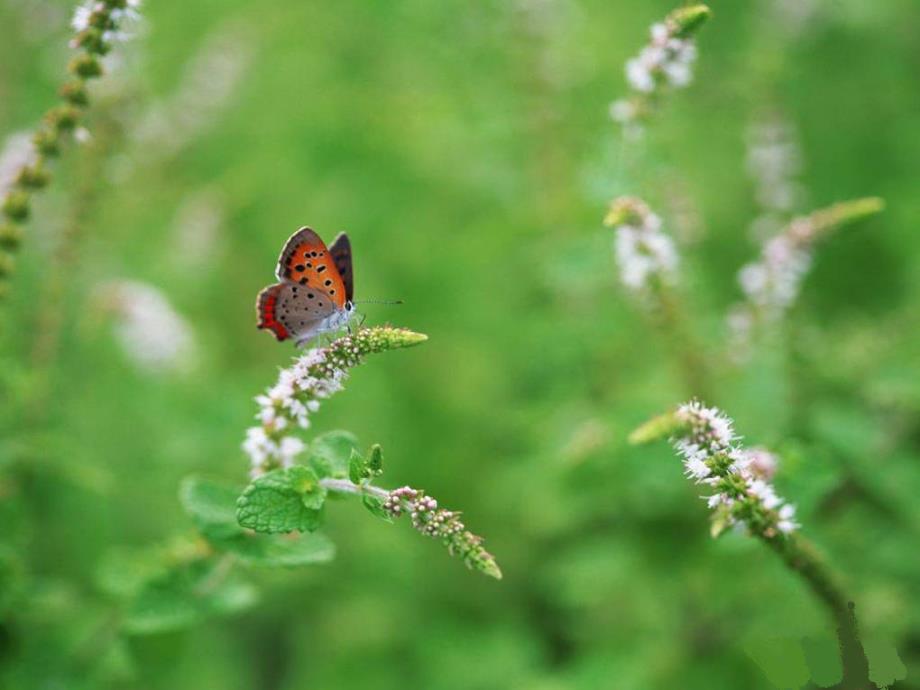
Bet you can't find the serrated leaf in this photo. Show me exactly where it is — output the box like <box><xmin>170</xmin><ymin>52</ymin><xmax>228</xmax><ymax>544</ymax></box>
<box><xmin>123</xmin><ymin>559</ymin><xmax>258</xmax><ymax>635</ymax></box>
<box><xmin>362</xmin><ymin>494</ymin><xmax>392</xmax><ymax>522</ymax></box>
<box><xmin>309</xmin><ymin>430</ymin><xmax>360</xmax><ymax>478</ymax></box>
<box><xmin>348</xmin><ymin>448</ymin><xmax>368</xmax><ymax>484</ymax></box>
<box><xmin>219</xmin><ymin>531</ymin><xmax>336</xmax><ymax>567</ymax></box>
<box><xmin>236</xmin><ymin>467</ymin><xmax>326</xmax><ymax>533</ymax></box>
<box><xmin>179</xmin><ymin>476</ymin><xmax>243</xmax><ymax>540</ymax></box>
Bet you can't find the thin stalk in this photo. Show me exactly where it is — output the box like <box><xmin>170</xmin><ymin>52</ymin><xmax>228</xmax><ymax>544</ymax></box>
<box><xmin>654</xmin><ymin>283</ymin><xmax>713</xmax><ymax>400</ymax></box>
<box><xmin>760</xmin><ymin>533</ymin><xmax>871</xmax><ymax>690</ymax></box>
<box><xmin>320</xmin><ymin>477</ymin><xmax>388</xmax><ymax>501</ymax></box>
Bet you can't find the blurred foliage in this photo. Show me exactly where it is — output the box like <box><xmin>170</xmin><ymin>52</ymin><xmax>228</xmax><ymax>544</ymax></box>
<box><xmin>1</xmin><ymin>0</ymin><xmax>919</xmax><ymax>688</ymax></box>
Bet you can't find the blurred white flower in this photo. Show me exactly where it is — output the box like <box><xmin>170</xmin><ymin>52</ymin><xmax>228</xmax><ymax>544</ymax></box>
<box><xmin>170</xmin><ymin>190</ymin><xmax>224</xmax><ymax>269</ymax></box>
<box><xmin>71</xmin><ymin>2</ymin><xmax>92</xmax><ymax>32</ymax></box>
<box><xmin>71</xmin><ymin>0</ymin><xmax>143</xmax><ymax>44</ymax></box>
<box><xmin>100</xmin><ymin>280</ymin><xmax>197</xmax><ymax>374</ymax></box>
<box><xmin>610</xmin><ymin>17</ymin><xmax>701</xmax><ymax>128</ymax></box>
<box><xmin>745</xmin><ymin>115</ymin><xmax>805</xmax><ymax>239</ymax></box>
<box><xmin>0</xmin><ymin>131</ymin><xmax>36</xmax><ymax>195</ymax></box>
<box><xmin>132</xmin><ymin>22</ymin><xmax>254</xmax><ymax>161</ymax></box>
<box><xmin>606</xmin><ymin>197</ymin><xmax>678</xmax><ymax>297</ymax></box>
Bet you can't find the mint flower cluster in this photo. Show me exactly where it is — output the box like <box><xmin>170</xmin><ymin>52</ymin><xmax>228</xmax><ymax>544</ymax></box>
<box><xmin>672</xmin><ymin>401</ymin><xmax>798</xmax><ymax>538</ymax></box>
<box><xmin>727</xmin><ymin>197</ymin><xmax>884</xmax><ymax>354</ymax></box>
<box><xmin>609</xmin><ymin>5</ymin><xmax>710</xmax><ymax>132</ymax></box>
<box><xmin>383</xmin><ymin>486</ymin><xmax>501</xmax><ymax>579</ymax></box>
<box><xmin>604</xmin><ymin>196</ymin><xmax>678</xmax><ymax>297</ymax></box>
<box><xmin>243</xmin><ymin>327</ymin><xmax>427</xmax><ymax>476</ymax></box>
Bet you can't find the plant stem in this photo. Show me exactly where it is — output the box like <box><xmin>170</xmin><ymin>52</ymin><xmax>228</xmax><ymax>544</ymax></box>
<box><xmin>320</xmin><ymin>477</ymin><xmax>388</xmax><ymax>501</ymax></box>
<box><xmin>760</xmin><ymin>533</ymin><xmax>871</xmax><ymax>690</ymax></box>
<box><xmin>654</xmin><ymin>284</ymin><xmax>713</xmax><ymax>400</ymax></box>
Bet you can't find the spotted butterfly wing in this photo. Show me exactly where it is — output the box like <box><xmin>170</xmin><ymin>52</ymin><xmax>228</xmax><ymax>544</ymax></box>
<box><xmin>274</xmin><ymin>227</ymin><xmax>347</xmax><ymax>308</ymax></box>
<box><xmin>328</xmin><ymin>232</ymin><xmax>354</xmax><ymax>304</ymax></box>
<box><xmin>257</xmin><ymin>227</ymin><xmax>351</xmax><ymax>345</ymax></box>
<box><xmin>257</xmin><ymin>282</ymin><xmax>339</xmax><ymax>343</ymax></box>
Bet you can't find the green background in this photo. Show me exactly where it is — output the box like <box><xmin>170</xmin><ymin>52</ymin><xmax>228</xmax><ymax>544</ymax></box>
<box><xmin>1</xmin><ymin>0</ymin><xmax>919</xmax><ymax>687</ymax></box>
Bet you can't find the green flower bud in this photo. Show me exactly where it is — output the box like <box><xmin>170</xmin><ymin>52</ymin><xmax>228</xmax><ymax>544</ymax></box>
<box><xmin>0</xmin><ymin>224</ymin><xmax>23</xmax><ymax>250</ymax></box>
<box><xmin>68</xmin><ymin>54</ymin><xmax>103</xmax><ymax>79</ymax></box>
<box><xmin>60</xmin><ymin>80</ymin><xmax>90</xmax><ymax>106</ymax></box>
<box><xmin>2</xmin><ymin>191</ymin><xmax>31</xmax><ymax>222</ymax></box>
<box><xmin>47</xmin><ymin>105</ymin><xmax>82</xmax><ymax>132</ymax></box>
<box><xmin>667</xmin><ymin>4</ymin><xmax>712</xmax><ymax>39</ymax></box>
<box><xmin>628</xmin><ymin>410</ymin><xmax>685</xmax><ymax>445</ymax></box>
<box><xmin>33</xmin><ymin>128</ymin><xmax>60</xmax><ymax>156</ymax></box>
<box><xmin>73</xmin><ymin>28</ymin><xmax>109</xmax><ymax>54</ymax></box>
<box><xmin>16</xmin><ymin>165</ymin><xmax>51</xmax><ymax>190</ymax></box>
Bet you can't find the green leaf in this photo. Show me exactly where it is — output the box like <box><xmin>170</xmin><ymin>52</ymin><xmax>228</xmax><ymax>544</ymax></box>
<box><xmin>123</xmin><ymin>558</ymin><xmax>258</xmax><ymax>635</ymax></box>
<box><xmin>362</xmin><ymin>494</ymin><xmax>392</xmax><ymax>522</ymax></box>
<box><xmin>236</xmin><ymin>466</ymin><xmax>326</xmax><ymax>533</ymax></box>
<box><xmin>348</xmin><ymin>448</ymin><xmax>367</xmax><ymax>484</ymax></box>
<box><xmin>309</xmin><ymin>430</ymin><xmax>360</xmax><ymax>478</ymax></box>
<box><xmin>179</xmin><ymin>476</ymin><xmax>243</xmax><ymax>540</ymax></box>
<box><xmin>219</xmin><ymin>531</ymin><xmax>336</xmax><ymax>567</ymax></box>
<box><xmin>368</xmin><ymin>444</ymin><xmax>384</xmax><ymax>475</ymax></box>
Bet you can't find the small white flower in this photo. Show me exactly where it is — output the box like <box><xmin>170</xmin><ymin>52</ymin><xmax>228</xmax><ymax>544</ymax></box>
<box><xmin>744</xmin><ymin>447</ymin><xmax>778</xmax><ymax>480</ymax></box>
<box><xmin>777</xmin><ymin>503</ymin><xmax>799</xmax><ymax>533</ymax></box>
<box><xmin>650</xmin><ymin>22</ymin><xmax>669</xmax><ymax>43</ymax></box>
<box><xmin>609</xmin><ymin>98</ymin><xmax>638</xmax><ymax>124</ymax></box>
<box><xmin>684</xmin><ymin>456</ymin><xmax>711</xmax><ymax>481</ymax></box>
<box><xmin>243</xmin><ymin>426</ymin><xmax>275</xmax><ymax>469</ymax></box>
<box><xmin>278</xmin><ymin>436</ymin><xmax>305</xmax><ymax>467</ymax></box>
<box><xmin>708</xmin><ymin>414</ymin><xmax>736</xmax><ymax>448</ymax></box>
<box><xmin>610</xmin><ymin>199</ymin><xmax>679</xmax><ymax>296</ymax></box>
<box><xmin>626</xmin><ymin>58</ymin><xmax>655</xmax><ymax>92</ymax></box>
<box><xmin>663</xmin><ymin>60</ymin><xmax>692</xmax><ymax>88</ymax></box>
<box><xmin>748</xmin><ymin>479</ymin><xmax>782</xmax><ymax>510</ymax></box>
<box><xmin>706</xmin><ymin>493</ymin><xmax>733</xmax><ymax>509</ymax></box>
<box><xmin>72</xmin><ymin>2</ymin><xmax>93</xmax><ymax>32</ymax></box>
<box><xmin>0</xmin><ymin>131</ymin><xmax>36</xmax><ymax>195</ymax></box>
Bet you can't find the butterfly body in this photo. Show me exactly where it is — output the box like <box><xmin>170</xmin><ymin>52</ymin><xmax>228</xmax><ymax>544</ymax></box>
<box><xmin>257</xmin><ymin>228</ymin><xmax>356</xmax><ymax>346</ymax></box>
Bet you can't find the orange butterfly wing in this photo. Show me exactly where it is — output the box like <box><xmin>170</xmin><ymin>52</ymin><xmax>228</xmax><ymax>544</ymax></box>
<box><xmin>275</xmin><ymin>227</ymin><xmax>347</xmax><ymax>309</ymax></box>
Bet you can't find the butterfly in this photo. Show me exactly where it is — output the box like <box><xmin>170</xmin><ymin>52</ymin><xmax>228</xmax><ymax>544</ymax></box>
<box><xmin>256</xmin><ymin>227</ymin><xmax>356</xmax><ymax>347</ymax></box>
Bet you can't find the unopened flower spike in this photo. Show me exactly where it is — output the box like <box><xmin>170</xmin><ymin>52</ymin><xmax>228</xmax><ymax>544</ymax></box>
<box><xmin>382</xmin><ymin>486</ymin><xmax>502</xmax><ymax>579</ymax></box>
<box><xmin>610</xmin><ymin>4</ymin><xmax>711</xmax><ymax>134</ymax></box>
<box><xmin>0</xmin><ymin>0</ymin><xmax>143</xmax><ymax>298</ymax></box>
<box><xmin>243</xmin><ymin>326</ymin><xmax>427</xmax><ymax>476</ymax></box>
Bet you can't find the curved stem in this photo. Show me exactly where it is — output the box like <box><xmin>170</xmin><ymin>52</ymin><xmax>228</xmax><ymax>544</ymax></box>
<box><xmin>760</xmin><ymin>533</ymin><xmax>871</xmax><ymax>690</ymax></box>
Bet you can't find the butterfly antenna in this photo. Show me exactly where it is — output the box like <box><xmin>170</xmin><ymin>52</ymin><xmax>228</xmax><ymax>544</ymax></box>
<box><xmin>352</xmin><ymin>299</ymin><xmax>404</xmax><ymax>306</ymax></box>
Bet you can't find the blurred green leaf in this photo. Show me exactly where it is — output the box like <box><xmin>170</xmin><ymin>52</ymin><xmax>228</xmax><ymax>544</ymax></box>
<box><xmin>309</xmin><ymin>430</ymin><xmax>360</xmax><ymax>479</ymax></box>
<box><xmin>123</xmin><ymin>559</ymin><xmax>258</xmax><ymax>635</ymax></box>
<box><xmin>216</xmin><ymin>531</ymin><xmax>335</xmax><ymax>567</ymax></box>
<box><xmin>236</xmin><ymin>466</ymin><xmax>325</xmax><ymax>533</ymax></box>
<box><xmin>179</xmin><ymin>475</ymin><xmax>242</xmax><ymax>540</ymax></box>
